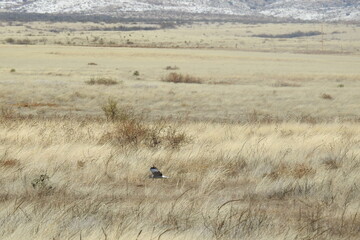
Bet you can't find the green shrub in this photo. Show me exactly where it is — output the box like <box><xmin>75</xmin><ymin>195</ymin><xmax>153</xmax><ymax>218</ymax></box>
<box><xmin>101</xmin><ymin>98</ymin><xmax>134</xmax><ymax>122</ymax></box>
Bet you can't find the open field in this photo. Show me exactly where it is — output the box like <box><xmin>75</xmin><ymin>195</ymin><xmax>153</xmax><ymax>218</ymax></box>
<box><xmin>1</xmin><ymin>117</ymin><xmax>360</xmax><ymax>239</ymax></box>
<box><xmin>1</xmin><ymin>21</ymin><xmax>360</xmax><ymax>239</ymax></box>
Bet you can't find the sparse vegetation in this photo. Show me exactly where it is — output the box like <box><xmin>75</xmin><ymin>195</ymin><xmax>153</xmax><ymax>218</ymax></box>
<box><xmin>10</xmin><ymin>68</ymin><xmax>16</xmax><ymax>73</ymax></box>
<box><xmin>273</xmin><ymin>80</ymin><xmax>301</xmax><ymax>87</ymax></box>
<box><xmin>162</xmin><ymin>72</ymin><xmax>203</xmax><ymax>84</ymax></box>
<box><xmin>133</xmin><ymin>70</ymin><xmax>140</xmax><ymax>76</ymax></box>
<box><xmin>85</xmin><ymin>77</ymin><xmax>119</xmax><ymax>85</ymax></box>
<box><xmin>253</xmin><ymin>31</ymin><xmax>322</xmax><ymax>38</ymax></box>
<box><xmin>5</xmin><ymin>38</ymin><xmax>32</xmax><ymax>44</ymax></box>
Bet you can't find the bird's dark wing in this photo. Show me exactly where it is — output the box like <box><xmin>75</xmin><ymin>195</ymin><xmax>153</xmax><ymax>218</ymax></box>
<box><xmin>150</xmin><ymin>167</ymin><xmax>163</xmax><ymax>177</ymax></box>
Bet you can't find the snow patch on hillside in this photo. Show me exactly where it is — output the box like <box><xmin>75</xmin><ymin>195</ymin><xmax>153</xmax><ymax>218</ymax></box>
<box><xmin>0</xmin><ymin>0</ymin><xmax>359</xmax><ymax>21</ymax></box>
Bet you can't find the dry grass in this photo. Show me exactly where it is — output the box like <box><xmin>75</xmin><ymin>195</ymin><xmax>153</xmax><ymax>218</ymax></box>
<box><xmin>1</xmin><ymin>44</ymin><xmax>359</xmax><ymax>121</ymax></box>
<box><xmin>1</xmin><ymin>21</ymin><xmax>359</xmax><ymax>54</ymax></box>
<box><xmin>0</xmin><ymin>20</ymin><xmax>360</xmax><ymax>239</ymax></box>
<box><xmin>1</xmin><ymin>116</ymin><xmax>360</xmax><ymax>239</ymax></box>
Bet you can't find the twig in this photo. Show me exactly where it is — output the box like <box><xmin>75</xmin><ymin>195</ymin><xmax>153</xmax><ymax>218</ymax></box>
<box><xmin>101</xmin><ymin>227</ymin><xmax>108</xmax><ymax>240</ymax></box>
<box><xmin>170</xmin><ymin>188</ymin><xmax>192</xmax><ymax>213</ymax></box>
<box><xmin>157</xmin><ymin>228</ymin><xmax>175</xmax><ymax>240</ymax></box>
<box><xmin>135</xmin><ymin>229</ymin><xmax>142</xmax><ymax>240</ymax></box>
<box><xmin>218</xmin><ymin>199</ymin><xmax>242</xmax><ymax>212</ymax></box>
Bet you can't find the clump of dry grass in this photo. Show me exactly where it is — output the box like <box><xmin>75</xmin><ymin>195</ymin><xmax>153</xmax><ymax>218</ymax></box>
<box><xmin>246</xmin><ymin>110</ymin><xmax>280</xmax><ymax>124</ymax></box>
<box><xmin>162</xmin><ymin>72</ymin><xmax>203</xmax><ymax>84</ymax></box>
<box><xmin>0</xmin><ymin>158</ymin><xmax>19</xmax><ymax>168</ymax></box>
<box><xmin>321</xmin><ymin>93</ymin><xmax>334</xmax><ymax>100</ymax></box>
<box><xmin>0</xmin><ymin>105</ymin><xmax>17</xmax><ymax>119</ymax></box>
<box><xmin>85</xmin><ymin>77</ymin><xmax>119</xmax><ymax>85</ymax></box>
<box><xmin>165</xmin><ymin>65</ymin><xmax>179</xmax><ymax>70</ymax></box>
<box><xmin>273</xmin><ymin>80</ymin><xmax>301</xmax><ymax>87</ymax></box>
<box><xmin>14</xmin><ymin>102</ymin><xmax>59</xmax><ymax>108</ymax></box>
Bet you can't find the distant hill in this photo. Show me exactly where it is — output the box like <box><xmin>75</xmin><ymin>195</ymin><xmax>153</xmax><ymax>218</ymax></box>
<box><xmin>0</xmin><ymin>0</ymin><xmax>359</xmax><ymax>22</ymax></box>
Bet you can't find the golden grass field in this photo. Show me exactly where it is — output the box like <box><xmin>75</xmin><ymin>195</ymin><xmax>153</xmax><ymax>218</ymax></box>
<box><xmin>1</xmin><ymin>21</ymin><xmax>360</xmax><ymax>239</ymax></box>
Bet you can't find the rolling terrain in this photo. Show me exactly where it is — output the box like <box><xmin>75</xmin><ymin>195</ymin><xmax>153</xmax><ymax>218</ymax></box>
<box><xmin>0</xmin><ymin>0</ymin><xmax>359</xmax><ymax>21</ymax></box>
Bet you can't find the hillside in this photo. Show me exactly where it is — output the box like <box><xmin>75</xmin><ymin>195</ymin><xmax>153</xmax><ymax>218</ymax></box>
<box><xmin>0</xmin><ymin>0</ymin><xmax>359</xmax><ymax>21</ymax></box>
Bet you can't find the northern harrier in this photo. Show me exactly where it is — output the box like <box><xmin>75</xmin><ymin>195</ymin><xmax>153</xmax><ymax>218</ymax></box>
<box><xmin>150</xmin><ymin>166</ymin><xmax>169</xmax><ymax>178</ymax></box>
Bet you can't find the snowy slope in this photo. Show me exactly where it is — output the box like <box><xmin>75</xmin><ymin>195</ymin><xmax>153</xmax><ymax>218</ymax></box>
<box><xmin>0</xmin><ymin>0</ymin><xmax>252</xmax><ymax>15</ymax></box>
<box><xmin>260</xmin><ymin>0</ymin><xmax>360</xmax><ymax>21</ymax></box>
<box><xmin>0</xmin><ymin>0</ymin><xmax>359</xmax><ymax>21</ymax></box>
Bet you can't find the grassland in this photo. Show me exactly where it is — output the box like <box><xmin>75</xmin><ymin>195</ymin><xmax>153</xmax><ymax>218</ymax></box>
<box><xmin>1</xmin><ymin>21</ymin><xmax>360</xmax><ymax>239</ymax></box>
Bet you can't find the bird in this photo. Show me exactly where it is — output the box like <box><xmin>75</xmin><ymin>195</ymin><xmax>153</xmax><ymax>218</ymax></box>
<box><xmin>149</xmin><ymin>166</ymin><xmax>169</xmax><ymax>179</ymax></box>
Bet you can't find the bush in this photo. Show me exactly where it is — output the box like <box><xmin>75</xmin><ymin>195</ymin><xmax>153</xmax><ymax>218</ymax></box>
<box><xmin>102</xmin><ymin>98</ymin><xmax>119</xmax><ymax>121</ymax></box>
<box><xmin>115</xmin><ymin>119</ymin><xmax>148</xmax><ymax>146</ymax></box>
<box><xmin>101</xmin><ymin>98</ymin><xmax>135</xmax><ymax>122</ymax></box>
<box><xmin>100</xmin><ymin>105</ymin><xmax>190</xmax><ymax>149</ymax></box>
<box><xmin>162</xmin><ymin>72</ymin><xmax>203</xmax><ymax>84</ymax></box>
<box><xmin>165</xmin><ymin>65</ymin><xmax>179</xmax><ymax>70</ymax></box>
<box><xmin>133</xmin><ymin>70</ymin><xmax>140</xmax><ymax>76</ymax></box>
<box><xmin>85</xmin><ymin>77</ymin><xmax>118</xmax><ymax>85</ymax></box>
<box><xmin>321</xmin><ymin>93</ymin><xmax>333</xmax><ymax>100</ymax></box>
<box><xmin>16</xmin><ymin>39</ymin><xmax>31</xmax><ymax>45</ymax></box>
<box><xmin>10</xmin><ymin>69</ymin><xmax>15</xmax><ymax>73</ymax></box>
<box><xmin>5</xmin><ymin>38</ymin><xmax>15</xmax><ymax>44</ymax></box>
<box><xmin>111</xmin><ymin>119</ymin><xmax>190</xmax><ymax>149</ymax></box>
